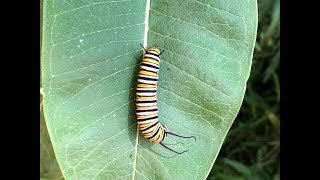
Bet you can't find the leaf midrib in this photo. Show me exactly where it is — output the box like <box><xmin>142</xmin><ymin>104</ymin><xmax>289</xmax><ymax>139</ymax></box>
<box><xmin>133</xmin><ymin>0</ymin><xmax>150</xmax><ymax>178</ymax></box>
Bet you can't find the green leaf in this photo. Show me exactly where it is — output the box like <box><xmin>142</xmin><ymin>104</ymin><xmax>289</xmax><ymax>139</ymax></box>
<box><xmin>41</xmin><ymin>0</ymin><xmax>257</xmax><ymax>179</ymax></box>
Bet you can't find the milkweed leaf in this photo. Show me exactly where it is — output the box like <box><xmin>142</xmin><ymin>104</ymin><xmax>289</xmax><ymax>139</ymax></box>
<box><xmin>41</xmin><ymin>0</ymin><xmax>257</xmax><ymax>179</ymax></box>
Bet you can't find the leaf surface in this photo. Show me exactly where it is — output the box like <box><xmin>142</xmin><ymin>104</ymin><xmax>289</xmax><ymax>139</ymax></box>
<box><xmin>41</xmin><ymin>0</ymin><xmax>257</xmax><ymax>179</ymax></box>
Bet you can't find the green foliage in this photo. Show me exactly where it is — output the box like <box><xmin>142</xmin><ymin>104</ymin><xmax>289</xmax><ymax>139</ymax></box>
<box><xmin>40</xmin><ymin>0</ymin><xmax>258</xmax><ymax>179</ymax></box>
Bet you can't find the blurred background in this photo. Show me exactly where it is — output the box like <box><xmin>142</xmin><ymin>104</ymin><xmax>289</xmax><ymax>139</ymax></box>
<box><xmin>40</xmin><ymin>0</ymin><xmax>280</xmax><ymax>179</ymax></box>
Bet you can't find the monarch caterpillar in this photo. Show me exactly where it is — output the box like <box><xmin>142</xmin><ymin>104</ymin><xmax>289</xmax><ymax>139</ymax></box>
<box><xmin>136</xmin><ymin>44</ymin><xmax>196</xmax><ymax>155</ymax></box>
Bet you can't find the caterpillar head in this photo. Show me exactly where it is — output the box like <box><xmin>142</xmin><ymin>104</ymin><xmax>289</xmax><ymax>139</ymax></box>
<box><xmin>147</xmin><ymin>48</ymin><xmax>161</xmax><ymax>55</ymax></box>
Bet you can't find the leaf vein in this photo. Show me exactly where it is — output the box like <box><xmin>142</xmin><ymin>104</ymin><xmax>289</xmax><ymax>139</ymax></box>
<box><xmin>191</xmin><ymin>0</ymin><xmax>243</xmax><ymax>19</ymax></box>
<box><xmin>54</xmin><ymin>0</ymin><xmax>130</xmax><ymax>17</ymax></box>
<box><xmin>149</xmin><ymin>29</ymin><xmax>239</xmax><ymax>64</ymax></box>
<box><xmin>52</xmin><ymin>23</ymin><xmax>144</xmax><ymax>46</ymax></box>
<box><xmin>144</xmin><ymin>148</ymin><xmax>174</xmax><ymax>180</ymax></box>
<box><xmin>150</xmin><ymin>8</ymin><xmax>246</xmax><ymax>43</ymax></box>
<box><xmin>69</xmin><ymin>39</ymin><xmax>142</xmax><ymax>59</ymax></box>
<box><xmin>53</xmin><ymin>50</ymin><xmax>139</xmax><ymax>77</ymax></box>
<box><xmin>158</xmin><ymin>86</ymin><xmax>224</xmax><ymax>120</ymax></box>
<box><xmin>55</xmin><ymin>65</ymin><xmax>136</xmax><ymax>109</ymax></box>
<box><xmin>72</xmin><ymin>100</ymin><xmax>135</xmax><ymax>140</ymax></box>
<box><xmin>161</xmin><ymin>58</ymin><xmax>231</xmax><ymax>98</ymax></box>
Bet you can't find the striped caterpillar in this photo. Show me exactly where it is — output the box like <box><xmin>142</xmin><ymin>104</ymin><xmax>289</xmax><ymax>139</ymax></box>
<box><xmin>136</xmin><ymin>45</ymin><xmax>196</xmax><ymax>155</ymax></box>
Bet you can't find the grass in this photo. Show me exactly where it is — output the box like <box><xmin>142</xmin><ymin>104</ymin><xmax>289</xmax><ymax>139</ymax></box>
<box><xmin>207</xmin><ymin>0</ymin><xmax>280</xmax><ymax>179</ymax></box>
